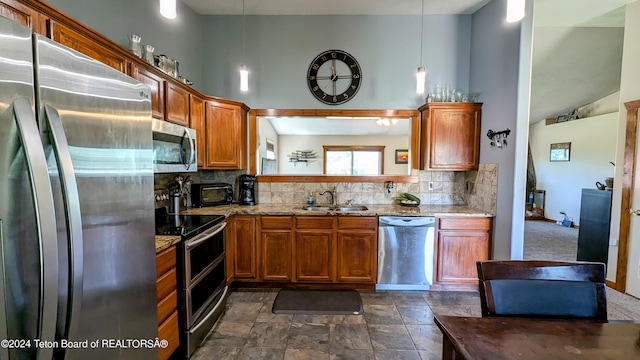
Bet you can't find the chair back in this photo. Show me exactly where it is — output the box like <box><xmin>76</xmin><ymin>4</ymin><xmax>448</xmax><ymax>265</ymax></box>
<box><xmin>476</xmin><ymin>260</ymin><xmax>607</xmax><ymax>320</ymax></box>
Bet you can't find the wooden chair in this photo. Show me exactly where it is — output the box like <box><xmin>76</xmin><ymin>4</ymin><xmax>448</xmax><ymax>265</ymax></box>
<box><xmin>476</xmin><ymin>260</ymin><xmax>607</xmax><ymax>320</ymax></box>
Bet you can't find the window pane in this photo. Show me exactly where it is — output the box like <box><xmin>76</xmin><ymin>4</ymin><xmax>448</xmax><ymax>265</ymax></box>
<box><xmin>326</xmin><ymin>151</ymin><xmax>352</xmax><ymax>175</ymax></box>
<box><xmin>353</xmin><ymin>151</ymin><xmax>380</xmax><ymax>175</ymax></box>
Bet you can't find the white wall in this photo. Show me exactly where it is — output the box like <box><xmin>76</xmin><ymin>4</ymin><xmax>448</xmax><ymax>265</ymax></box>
<box><xmin>529</xmin><ymin>113</ymin><xmax>618</xmax><ymax>225</ymax></box>
<box><xmin>469</xmin><ymin>0</ymin><xmax>526</xmax><ymax>260</ymax></box>
<box><xmin>613</xmin><ymin>1</ymin><xmax>640</xmax><ymax>294</ymax></box>
<box><xmin>278</xmin><ymin>135</ymin><xmax>409</xmax><ymax>175</ymax></box>
<box><xmin>257</xmin><ymin>118</ymin><xmax>278</xmax><ymax>172</ymax></box>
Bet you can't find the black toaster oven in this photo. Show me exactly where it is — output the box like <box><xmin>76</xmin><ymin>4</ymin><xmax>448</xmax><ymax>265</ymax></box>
<box><xmin>190</xmin><ymin>183</ymin><xmax>233</xmax><ymax>207</ymax></box>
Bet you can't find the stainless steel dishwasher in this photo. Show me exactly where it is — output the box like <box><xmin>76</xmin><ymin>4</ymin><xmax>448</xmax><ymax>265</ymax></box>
<box><xmin>377</xmin><ymin>216</ymin><xmax>435</xmax><ymax>290</ymax></box>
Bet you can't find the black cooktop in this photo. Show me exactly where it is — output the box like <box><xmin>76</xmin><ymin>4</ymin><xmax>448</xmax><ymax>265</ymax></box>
<box><xmin>155</xmin><ymin>207</ymin><xmax>225</xmax><ymax>238</ymax></box>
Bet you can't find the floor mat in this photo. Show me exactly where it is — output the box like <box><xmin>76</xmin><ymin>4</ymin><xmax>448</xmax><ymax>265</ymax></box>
<box><xmin>272</xmin><ymin>289</ymin><xmax>363</xmax><ymax>315</ymax></box>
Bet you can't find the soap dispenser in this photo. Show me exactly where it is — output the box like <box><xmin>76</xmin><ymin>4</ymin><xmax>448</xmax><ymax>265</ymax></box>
<box><xmin>307</xmin><ymin>192</ymin><xmax>316</xmax><ymax>206</ymax></box>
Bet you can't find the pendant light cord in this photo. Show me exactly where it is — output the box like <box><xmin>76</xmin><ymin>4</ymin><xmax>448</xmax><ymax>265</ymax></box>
<box><xmin>242</xmin><ymin>0</ymin><xmax>246</xmax><ymax>60</ymax></box>
<box><xmin>419</xmin><ymin>0</ymin><xmax>424</xmax><ymax>65</ymax></box>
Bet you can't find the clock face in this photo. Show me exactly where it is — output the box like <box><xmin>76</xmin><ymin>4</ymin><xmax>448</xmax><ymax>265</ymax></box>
<box><xmin>307</xmin><ymin>50</ymin><xmax>361</xmax><ymax>105</ymax></box>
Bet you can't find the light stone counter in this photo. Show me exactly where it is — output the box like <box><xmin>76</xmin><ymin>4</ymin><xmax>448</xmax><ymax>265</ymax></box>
<box><xmin>180</xmin><ymin>203</ymin><xmax>494</xmax><ymax>218</ymax></box>
<box><xmin>155</xmin><ymin>235</ymin><xmax>181</xmax><ymax>253</ymax></box>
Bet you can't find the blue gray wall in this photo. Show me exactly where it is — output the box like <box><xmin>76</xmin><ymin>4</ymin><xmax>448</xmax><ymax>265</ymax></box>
<box><xmin>46</xmin><ymin>0</ymin><xmax>204</xmax><ymax>92</ymax></box>
<box><xmin>201</xmin><ymin>15</ymin><xmax>472</xmax><ymax>109</ymax></box>
<box><xmin>470</xmin><ymin>0</ymin><xmax>528</xmax><ymax>259</ymax></box>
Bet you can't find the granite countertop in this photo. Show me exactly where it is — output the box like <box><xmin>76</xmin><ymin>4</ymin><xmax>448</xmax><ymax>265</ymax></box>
<box><xmin>181</xmin><ymin>203</ymin><xmax>494</xmax><ymax>217</ymax></box>
<box><xmin>155</xmin><ymin>235</ymin><xmax>181</xmax><ymax>253</ymax></box>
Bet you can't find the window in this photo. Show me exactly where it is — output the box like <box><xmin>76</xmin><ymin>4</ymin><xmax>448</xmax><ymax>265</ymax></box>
<box><xmin>266</xmin><ymin>139</ymin><xmax>275</xmax><ymax>160</ymax></box>
<box><xmin>323</xmin><ymin>146</ymin><xmax>384</xmax><ymax>175</ymax></box>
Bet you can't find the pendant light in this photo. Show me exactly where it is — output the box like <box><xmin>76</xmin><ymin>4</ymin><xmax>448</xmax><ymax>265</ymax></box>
<box><xmin>240</xmin><ymin>0</ymin><xmax>249</xmax><ymax>92</ymax></box>
<box><xmin>416</xmin><ymin>0</ymin><xmax>426</xmax><ymax>94</ymax></box>
<box><xmin>506</xmin><ymin>0</ymin><xmax>525</xmax><ymax>23</ymax></box>
<box><xmin>160</xmin><ymin>0</ymin><xmax>176</xmax><ymax>19</ymax></box>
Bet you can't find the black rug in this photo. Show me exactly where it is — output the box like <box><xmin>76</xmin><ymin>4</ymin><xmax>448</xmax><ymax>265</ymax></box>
<box><xmin>272</xmin><ymin>289</ymin><xmax>363</xmax><ymax>315</ymax></box>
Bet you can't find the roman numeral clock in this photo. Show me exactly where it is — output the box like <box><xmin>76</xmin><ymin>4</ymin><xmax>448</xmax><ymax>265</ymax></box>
<box><xmin>307</xmin><ymin>50</ymin><xmax>362</xmax><ymax>105</ymax></box>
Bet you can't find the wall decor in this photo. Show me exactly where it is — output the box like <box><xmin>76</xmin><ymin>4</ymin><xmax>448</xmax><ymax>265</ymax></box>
<box><xmin>395</xmin><ymin>149</ymin><xmax>409</xmax><ymax>164</ymax></box>
<box><xmin>550</xmin><ymin>142</ymin><xmax>571</xmax><ymax>162</ymax></box>
<box><xmin>307</xmin><ymin>49</ymin><xmax>361</xmax><ymax>105</ymax></box>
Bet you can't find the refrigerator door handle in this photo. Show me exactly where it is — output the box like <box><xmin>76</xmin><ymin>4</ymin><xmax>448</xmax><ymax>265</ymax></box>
<box><xmin>43</xmin><ymin>104</ymin><xmax>84</xmax><ymax>341</ymax></box>
<box><xmin>13</xmin><ymin>98</ymin><xmax>59</xmax><ymax>360</ymax></box>
<box><xmin>183</xmin><ymin>128</ymin><xmax>195</xmax><ymax>170</ymax></box>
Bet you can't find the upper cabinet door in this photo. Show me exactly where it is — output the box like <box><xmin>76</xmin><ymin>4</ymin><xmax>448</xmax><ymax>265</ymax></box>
<box><xmin>165</xmin><ymin>80</ymin><xmax>189</xmax><ymax>126</ymax></box>
<box><xmin>204</xmin><ymin>101</ymin><xmax>246</xmax><ymax>170</ymax></box>
<box><xmin>420</xmin><ymin>102</ymin><xmax>482</xmax><ymax>171</ymax></box>
<box><xmin>0</xmin><ymin>0</ymin><xmax>47</xmax><ymax>35</ymax></box>
<box><xmin>190</xmin><ymin>94</ymin><xmax>205</xmax><ymax>168</ymax></box>
<box><xmin>131</xmin><ymin>63</ymin><xmax>165</xmax><ymax>120</ymax></box>
<box><xmin>48</xmin><ymin>20</ymin><xmax>129</xmax><ymax>74</ymax></box>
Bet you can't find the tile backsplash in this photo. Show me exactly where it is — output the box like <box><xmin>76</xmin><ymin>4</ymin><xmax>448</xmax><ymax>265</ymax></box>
<box><xmin>154</xmin><ymin>164</ymin><xmax>498</xmax><ymax>215</ymax></box>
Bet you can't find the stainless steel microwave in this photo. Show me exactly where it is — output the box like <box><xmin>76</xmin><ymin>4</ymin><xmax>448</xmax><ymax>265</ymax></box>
<box><xmin>152</xmin><ymin>119</ymin><xmax>197</xmax><ymax>173</ymax></box>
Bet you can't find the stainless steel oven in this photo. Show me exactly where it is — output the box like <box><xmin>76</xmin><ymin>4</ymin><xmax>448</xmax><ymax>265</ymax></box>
<box><xmin>152</xmin><ymin>119</ymin><xmax>197</xmax><ymax>173</ymax></box>
<box><xmin>178</xmin><ymin>217</ymin><xmax>228</xmax><ymax>358</ymax></box>
<box><xmin>154</xmin><ymin>208</ymin><xmax>228</xmax><ymax>358</ymax></box>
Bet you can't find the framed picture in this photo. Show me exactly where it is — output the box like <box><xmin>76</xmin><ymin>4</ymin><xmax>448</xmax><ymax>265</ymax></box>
<box><xmin>550</xmin><ymin>142</ymin><xmax>571</xmax><ymax>162</ymax></box>
<box><xmin>395</xmin><ymin>149</ymin><xmax>409</xmax><ymax>164</ymax></box>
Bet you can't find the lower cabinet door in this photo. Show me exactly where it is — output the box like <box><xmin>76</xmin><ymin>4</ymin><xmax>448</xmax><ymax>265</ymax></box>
<box><xmin>336</xmin><ymin>231</ymin><xmax>376</xmax><ymax>283</ymax></box>
<box><xmin>158</xmin><ymin>311</ymin><xmax>179</xmax><ymax>360</ymax></box>
<box><xmin>261</xmin><ymin>230</ymin><xmax>292</xmax><ymax>281</ymax></box>
<box><xmin>294</xmin><ymin>230</ymin><xmax>334</xmax><ymax>282</ymax></box>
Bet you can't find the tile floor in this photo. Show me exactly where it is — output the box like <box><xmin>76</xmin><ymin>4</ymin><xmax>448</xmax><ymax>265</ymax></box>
<box><xmin>190</xmin><ymin>288</ymin><xmax>640</xmax><ymax>360</ymax></box>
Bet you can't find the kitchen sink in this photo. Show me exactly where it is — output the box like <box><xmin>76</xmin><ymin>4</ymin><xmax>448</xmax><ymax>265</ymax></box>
<box><xmin>333</xmin><ymin>206</ymin><xmax>368</xmax><ymax>211</ymax></box>
<box><xmin>301</xmin><ymin>206</ymin><xmax>333</xmax><ymax>211</ymax></box>
<box><xmin>301</xmin><ymin>205</ymin><xmax>368</xmax><ymax>211</ymax></box>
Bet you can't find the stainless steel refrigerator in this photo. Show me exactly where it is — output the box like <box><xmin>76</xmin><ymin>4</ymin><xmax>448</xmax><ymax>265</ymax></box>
<box><xmin>0</xmin><ymin>17</ymin><xmax>158</xmax><ymax>359</ymax></box>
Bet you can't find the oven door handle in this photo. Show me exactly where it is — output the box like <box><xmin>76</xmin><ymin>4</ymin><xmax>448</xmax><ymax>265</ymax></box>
<box><xmin>185</xmin><ymin>222</ymin><xmax>226</xmax><ymax>250</ymax></box>
<box><xmin>189</xmin><ymin>287</ymin><xmax>228</xmax><ymax>334</ymax></box>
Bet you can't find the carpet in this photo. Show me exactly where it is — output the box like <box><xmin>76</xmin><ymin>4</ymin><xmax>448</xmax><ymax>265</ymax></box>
<box><xmin>272</xmin><ymin>289</ymin><xmax>363</xmax><ymax>315</ymax></box>
<box><xmin>523</xmin><ymin>220</ymin><xmax>578</xmax><ymax>261</ymax></box>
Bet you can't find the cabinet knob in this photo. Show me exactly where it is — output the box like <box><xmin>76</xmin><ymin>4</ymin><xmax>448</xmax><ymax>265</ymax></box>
<box><xmin>630</xmin><ymin>209</ymin><xmax>640</xmax><ymax>216</ymax></box>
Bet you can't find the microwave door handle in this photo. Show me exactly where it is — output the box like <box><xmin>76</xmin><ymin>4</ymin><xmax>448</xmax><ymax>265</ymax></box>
<box><xmin>13</xmin><ymin>98</ymin><xmax>59</xmax><ymax>360</ymax></box>
<box><xmin>43</xmin><ymin>105</ymin><xmax>84</xmax><ymax>343</ymax></box>
<box><xmin>183</xmin><ymin>128</ymin><xmax>195</xmax><ymax>170</ymax></box>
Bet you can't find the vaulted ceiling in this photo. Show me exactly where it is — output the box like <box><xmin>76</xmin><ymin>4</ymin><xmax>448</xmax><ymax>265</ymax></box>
<box><xmin>182</xmin><ymin>0</ymin><xmax>636</xmax><ymax>124</ymax></box>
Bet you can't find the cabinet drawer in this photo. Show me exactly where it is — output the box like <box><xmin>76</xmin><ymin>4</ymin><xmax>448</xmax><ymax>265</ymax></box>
<box><xmin>156</xmin><ymin>268</ymin><xmax>176</xmax><ymax>301</ymax></box>
<box><xmin>438</xmin><ymin>217</ymin><xmax>492</xmax><ymax>231</ymax></box>
<box><xmin>296</xmin><ymin>216</ymin><xmax>333</xmax><ymax>229</ymax></box>
<box><xmin>156</xmin><ymin>246</ymin><xmax>176</xmax><ymax>278</ymax></box>
<box><xmin>338</xmin><ymin>217</ymin><xmax>377</xmax><ymax>230</ymax></box>
<box><xmin>157</xmin><ymin>289</ymin><xmax>177</xmax><ymax>325</ymax></box>
<box><xmin>261</xmin><ymin>216</ymin><xmax>293</xmax><ymax>229</ymax></box>
<box><xmin>158</xmin><ymin>311</ymin><xmax>179</xmax><ymax>360</ymax></box>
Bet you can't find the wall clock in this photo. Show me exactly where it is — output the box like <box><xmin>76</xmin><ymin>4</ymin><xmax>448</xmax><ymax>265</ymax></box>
<box><xmin>307</xmin><ymin>49</ymin><xmax>362</xmax><ymax>105</ymax></box>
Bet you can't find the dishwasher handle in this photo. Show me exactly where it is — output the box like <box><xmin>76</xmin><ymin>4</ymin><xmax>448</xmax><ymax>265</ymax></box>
<box><xmin>378</xmin><ymin>216</ymin><xmax>435</xmax><ymax>227</ymax></box>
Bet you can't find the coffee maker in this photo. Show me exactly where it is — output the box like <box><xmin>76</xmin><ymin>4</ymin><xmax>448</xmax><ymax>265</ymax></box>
<box><xmin>238</xmin><ymin>174</ymin><xmax>257</xmax><ymax>205</ymax></box>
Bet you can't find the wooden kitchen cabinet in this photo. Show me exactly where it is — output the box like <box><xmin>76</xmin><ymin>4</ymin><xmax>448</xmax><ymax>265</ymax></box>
<box><xmin>260</xmin><ymin>216</ymin><xmax>293</xmax><ymax>281</ymax></box>
<box><xmin>48</xmin><ymin>19</ymin><xmax>130</xmax><ymax>74</ymax></box>
<box><xmin>432</xmin><ymin>217</ymin><xmax>493</xmax><ymax>291</ymax></box>
<box><xmin>336</xmin><ymin>217</ymin><xmax>377</xmax><ymax>283</ymax></box>
<box><xmin>190</xmin><ymin>94</ymin><xmax>205</xmax><ymax>167</ymax></box>
<box><xmin>131</xmin><ymin>63</ymin><xmax>165</xmax><ymax>120</ymax></box>
<box><xmin>294</xmin><ymin>217</ymin><xmax>335</xmax><ymax>282</ymax></box>
<box><xmin>0</xmin><ymin>0</ymin><xmax>47</xmax><ymax>35</ymax></box>
<box><xmin>165</xmin><ymin>79</ymin><xmax>190</xmax><ymax>126</ymax></box>
<box><xmin>204</xmin><ymin>100</ymin><xmax>247</xmax><ymax>170</ymax></box>
<box><xmin>228</xmin><ymin>216</ymin><xmax>258</xmax><ymax>280</ymax></box>
<box><xmin>156</xmin><ymin>245</ymin><xmax>179</xmax><ymax>360</ymax></box>
<box><xmin>419</xmin><ymin>102</ymin><xmax>482</xmax><ymax>171</ymax></box>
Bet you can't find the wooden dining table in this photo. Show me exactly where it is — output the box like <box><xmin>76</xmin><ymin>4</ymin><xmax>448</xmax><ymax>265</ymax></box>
<box><xmin>434</xmin><ymin>315</ymin><xmax>640</xmax><ymax>359</ymax></box>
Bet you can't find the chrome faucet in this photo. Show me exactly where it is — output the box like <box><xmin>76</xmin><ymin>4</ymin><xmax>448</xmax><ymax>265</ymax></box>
<box><xmin>319</xmin><ymin>186</ymin><xmax>337</xmax><ymax>206</ymax></box>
